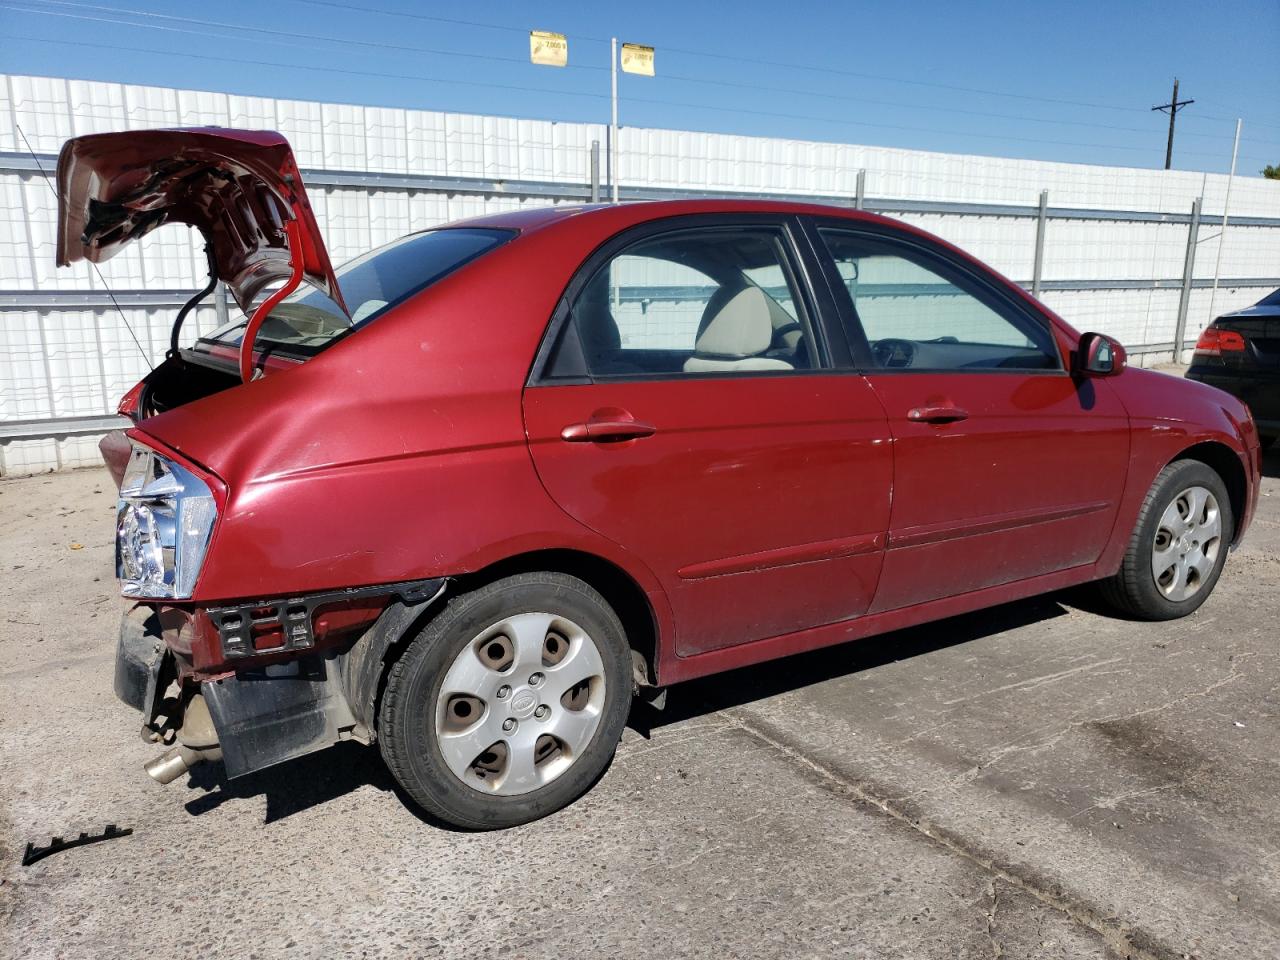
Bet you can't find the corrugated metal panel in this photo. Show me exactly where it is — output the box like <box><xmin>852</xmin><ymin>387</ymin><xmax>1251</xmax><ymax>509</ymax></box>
<box><xmin>2</xmin><ymin>72</ymin><xmax>1279</xmax><ymax>475</ymax></box>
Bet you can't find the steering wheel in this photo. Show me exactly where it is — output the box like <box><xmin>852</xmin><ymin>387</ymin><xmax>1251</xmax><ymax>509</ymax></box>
<box><xmin>871</xmin><ymin>338</ymin><xmax>916</xmax><ymax>369</ymax></box>
<box><xmin>770</xmin><ymin>321</ymin><xmax>804</xmax><ymax>350</ymax></box>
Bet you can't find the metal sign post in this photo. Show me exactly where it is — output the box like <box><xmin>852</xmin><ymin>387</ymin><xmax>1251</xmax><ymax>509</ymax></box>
<box><xmin>615</xmin><ymin>42</ymin><xmax>656</xmax><ymax>203</ymax></box>
<box><xmin>531</xmin><ymin>29</ymin><xmax>651</xmax><ymax>205</ymax></box>
<box><xmin>611</xmin><ymin>37</ymin><xmax>618</xmax><ymax>203</ymax></box>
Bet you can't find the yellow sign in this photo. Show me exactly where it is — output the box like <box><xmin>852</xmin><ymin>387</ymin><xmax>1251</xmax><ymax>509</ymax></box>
<box><xmin>620</xmin><ymin>42</ymin><xmax>655</xmax><ymax>76</ymax></box>
<box><xmin>530</xmin><ymin>30</ymin><xmax>568</xmax><ymax>67</ymax></box>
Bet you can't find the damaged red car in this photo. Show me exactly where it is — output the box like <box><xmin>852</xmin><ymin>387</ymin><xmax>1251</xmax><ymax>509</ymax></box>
<box><xmin>58</xmin><ymin>128</ymin><xmax>1261</xmax><ymax>829</ymax></box>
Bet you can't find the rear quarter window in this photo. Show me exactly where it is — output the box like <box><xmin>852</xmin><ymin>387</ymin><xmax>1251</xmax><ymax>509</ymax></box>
<box><xmin>202</xmin><ymin>227</ymin><xmax>514</xmax><ymax>355</ymax></box>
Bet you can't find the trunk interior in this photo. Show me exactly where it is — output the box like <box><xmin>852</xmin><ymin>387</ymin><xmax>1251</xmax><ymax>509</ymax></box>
<box><xmin>139</xmin><ymin>353</ymin><xmax>244</xmax><ymax>418</ymax></box>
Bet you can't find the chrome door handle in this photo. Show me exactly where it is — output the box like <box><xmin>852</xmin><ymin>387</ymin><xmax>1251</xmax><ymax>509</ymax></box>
<box><xmin>907</xmin><ymin>404</ymin><xmax>969</xmax><ymax>424</ymax></box>
<box><xmin>561</xmin><ymin>418</ymin><xmax>657</xmax><ymax>442</ymax></box>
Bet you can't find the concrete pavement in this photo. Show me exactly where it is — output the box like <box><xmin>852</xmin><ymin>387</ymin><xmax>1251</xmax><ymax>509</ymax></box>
<box><xmin>1</xmin><ymin>451</ymin><xmax>1277</xmax><ymax>959</ymax></box>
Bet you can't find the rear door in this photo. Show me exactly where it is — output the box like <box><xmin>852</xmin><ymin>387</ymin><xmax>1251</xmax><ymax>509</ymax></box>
<box><xmin>522</xmin><ymin>216</ymin><xmax>893</xmax><ymax>657</ymax></box>
<box><xmin>807</xmin><ymin>220</ymin><xmax>1130</xmax><ymax>614</ymax></box>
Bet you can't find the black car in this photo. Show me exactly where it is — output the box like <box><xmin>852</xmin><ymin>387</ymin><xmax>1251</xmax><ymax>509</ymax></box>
<box><xmin>1188</xmin><ymin>287</ymin><xmax>1280</xmax><ymax>450</ymax></box>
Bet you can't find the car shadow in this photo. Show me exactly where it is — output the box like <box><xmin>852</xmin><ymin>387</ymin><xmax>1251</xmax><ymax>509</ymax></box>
<box><xmin>180</xmin><ymin>591</ymin><xmax>1075</xmax><ymax>825</ymax></box>
<box><xmin>1262</xmin><ymin>445</ymin><xmax>1280</xmax><ymax>480</ymax></box>
<box><xmin>629</xmin><ymin>593</ymin><xmax>1072</xmax><ymax>735</ymax></box>
<box><xmin>181</xmin><ymin>740</ymin><xmax>401</xmax><ymax>824</ymax></box>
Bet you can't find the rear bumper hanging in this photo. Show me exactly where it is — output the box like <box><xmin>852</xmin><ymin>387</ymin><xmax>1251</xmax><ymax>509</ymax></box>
<box><xmin>113</xmin><ymin>578</ymin><xmax>447</xmax><ymax>780</ymax></box>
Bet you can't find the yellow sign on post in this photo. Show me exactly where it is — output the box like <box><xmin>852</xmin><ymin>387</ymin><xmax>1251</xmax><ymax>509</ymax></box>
<box><xmin>529</xmin><ymin>30</ymin><xmax>568</xmax><ymax>67</ymax></box>
<box><xmin>620</xmin><ymin>43</ymin><xmax>655</xmax><ymax>76</ymax></box>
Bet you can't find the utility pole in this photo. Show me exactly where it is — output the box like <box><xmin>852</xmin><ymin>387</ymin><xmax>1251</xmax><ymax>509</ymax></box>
<box><xmin>1152</xmin><ymin>78</ymin><xmax>1194</xmax><ymax>170</ymax></box>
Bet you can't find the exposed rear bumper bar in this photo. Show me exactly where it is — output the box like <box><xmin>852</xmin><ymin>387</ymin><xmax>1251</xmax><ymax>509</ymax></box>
<box><xmin>113</xmin><ymin>579</ymin><xmax>447</xmax><ymax>781</ymax></box>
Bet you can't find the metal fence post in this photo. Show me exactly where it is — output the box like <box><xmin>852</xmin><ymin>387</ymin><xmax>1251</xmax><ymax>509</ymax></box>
<box><xmin>1173</xmin><ymin>196</ymin><xmax>1203</xmax><ymax>363</ymax></box>
<box><xmin>855</xmin><ymin>169</ymin><xmax>866</xmax><ymax>210</ymax></box>
<box><xmin>590</xmin><ymin>140</ymin><xmax>600</xmax><ymax>203</ymax></box>
<box><xmin>1032</xmin><ymin>190</ymin><xmax>1048</xmax><ymax>299</ymax></box>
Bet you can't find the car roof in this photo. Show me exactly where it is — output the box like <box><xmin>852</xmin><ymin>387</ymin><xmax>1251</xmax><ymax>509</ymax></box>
<box><xmin>451</xmin><ymin>198</ymin><xmax>889</xmax><ymax>234</ymax></box>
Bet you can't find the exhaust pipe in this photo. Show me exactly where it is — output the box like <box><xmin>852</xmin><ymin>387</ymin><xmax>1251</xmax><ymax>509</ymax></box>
<box><xmin>145</xmin><ymin>692</ymin><xmax>221</xmax><ymax>784</ymax></box>
<box><xmin>145</xmin><ymin>744</ymin><xmax>223</xmax><ymax>784</ymax></box>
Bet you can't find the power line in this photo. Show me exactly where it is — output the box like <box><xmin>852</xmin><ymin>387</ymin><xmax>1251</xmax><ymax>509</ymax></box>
<box><xmin>6</xmin><ymin>31</ymin><xmax>1262</xmax><ymax>168</ymax></box>
<box><xmin>14</xmin><ymin>123</ymin><xmax>152</xmax><ymax>368</ymax></box>
<box><xmin>2</xmin><ymin>1</ymin><xmax>1141</xmax><ymax>138</ymax></box>
<box><xmin>1191</xmin><ymin>100</ymin><xmax>1280</xmax><ymax>131</ymax></box>
<box><xmin>288</xmin><ymin>0</ymin><xmax>604</xmax><ymax>41</ymax></box>
<box><xmin>10</xmin><ymin>0</ymin><xmax>1199</xmax><ymax>118</ymax></box>
<box><xmin>298</xmin><ymin>0</ymin><xmax>1280</xmax><ymax>139</ymax></box>
<box><xmin>14</xmin><ymin>0</ymin><xmax>1277</xmax><ymax>150</ymax></box>
<box><xmin>1</xmin><ymin>32</ymin><xmax>610</xmax><ymax>103</ymax></box>
<box><xmin>654</xmin><ymin>71</ymin><xmax>1259</xmax><ymax>143</ymax></box>
<box><xmin>270</xmin><ymin>0</ymin><xmax>1180</xmax><ymax>117</ymax></box>
<box><xmin>9</xmin><ymin>0</ymin><xmax>607</xmax><ymax>71</ymax></box>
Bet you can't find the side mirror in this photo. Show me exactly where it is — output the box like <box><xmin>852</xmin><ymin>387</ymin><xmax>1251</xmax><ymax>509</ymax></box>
<box><xmin>1076</xmin><ymin>332</ymin><xmax>1127</xmax><ymax>377</ymax></box>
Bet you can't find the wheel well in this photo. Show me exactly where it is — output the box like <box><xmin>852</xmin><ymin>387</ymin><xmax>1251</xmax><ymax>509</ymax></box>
<box><xmin>453</xmin><ymin>549</ymin><xmax>661</xmax><ymax>686</ymax></box>
<box><xmin>1172</xmin><ymin>441</ymin><xmax>1247</xmax><ymax>542</ymax></box>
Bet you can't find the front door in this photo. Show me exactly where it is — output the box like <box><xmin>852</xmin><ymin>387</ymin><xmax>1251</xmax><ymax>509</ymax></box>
<box><xmin>523</xmin><ymin>219</ymin><xmax>892</xmax><ymax>657</ymax></box>
<box><xmin>811</xmin><ymin>223</ymin><xmax>1130</xmax><ymax>613</ymax></box>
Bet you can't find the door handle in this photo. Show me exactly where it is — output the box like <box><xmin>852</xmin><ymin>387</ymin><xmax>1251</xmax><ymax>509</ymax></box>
<box><xmin>561</xmin><ymin>417</ymin><xmax>657</xmax><ymax>443</ymax></box>
<box><xmin>907</xmin><ymin>404</ymin><xmax>969</xmax><ymax>424</ymax></box>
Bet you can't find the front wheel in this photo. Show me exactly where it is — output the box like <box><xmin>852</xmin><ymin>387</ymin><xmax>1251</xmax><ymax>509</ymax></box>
<box><xmin>379</xmin><ymin>572</ymin><xmax>633</xmax><ymax>829</ymax></box>
<box><xmin>1099</xmin><ymin>459</ymin><xmax>1233</xmax><ymax>620</ymax></box>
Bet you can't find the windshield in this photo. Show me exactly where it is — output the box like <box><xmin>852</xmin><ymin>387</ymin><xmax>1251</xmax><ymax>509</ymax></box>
<box><xmin>202</xmin><ymin>227</ymin><xmax>514</xmax><ymax>354</ymax></box>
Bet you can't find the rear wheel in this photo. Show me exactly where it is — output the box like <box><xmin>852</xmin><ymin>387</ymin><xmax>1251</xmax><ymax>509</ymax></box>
<box><xmin>379</xmin><ymin>572</ymin><xmax>632</xmax><ymax>829</ymax></box>
<box><xmin>1099</xmin><ymin>460</ymin><xmax>1233</xmax><ymax>620</ymax></box>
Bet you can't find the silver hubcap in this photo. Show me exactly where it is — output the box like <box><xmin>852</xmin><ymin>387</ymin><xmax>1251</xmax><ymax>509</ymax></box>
<box><xmin>435</xmin><ymin>613</ymin><xmax>606</xmax><ymax>796</ymax></box>
<box><xmin>1151</xmin><ymin>485</ymin><xmax>1222</xmax><ymax>602</ymax></box>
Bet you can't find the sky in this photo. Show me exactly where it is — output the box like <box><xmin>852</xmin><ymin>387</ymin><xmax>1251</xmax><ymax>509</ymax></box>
<box><xmin>0</xmin><ymin>0</ymin><xmax>1277</xmax><ymax>175</ymax></box>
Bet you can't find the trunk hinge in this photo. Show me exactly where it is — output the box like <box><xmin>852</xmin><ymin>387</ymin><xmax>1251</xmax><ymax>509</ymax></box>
<box><xmin>168</xmin><ymin>239</ymin><xmax>219</xmax><ymax>358</ymax></box>
<box><xmin>238</xmin><ymin>215</ymin><xmax>306</xmax><ymax>383</ymax></box>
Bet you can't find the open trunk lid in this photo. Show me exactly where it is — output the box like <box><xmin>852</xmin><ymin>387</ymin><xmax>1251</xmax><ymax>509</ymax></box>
<box><xmin>56</xmin><ymin>127</ymin><xmax>346</xmax><ymax>316</ymax></box>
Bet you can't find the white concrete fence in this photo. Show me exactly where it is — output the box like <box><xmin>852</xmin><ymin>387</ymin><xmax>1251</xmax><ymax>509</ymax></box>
<box><xmin>2</xmin><ymin>73</ymin><xmax>1278</xmax><ymax>475</ymax></box>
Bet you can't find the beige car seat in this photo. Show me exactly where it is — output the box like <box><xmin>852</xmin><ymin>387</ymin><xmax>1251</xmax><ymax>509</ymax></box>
<box><xmin>683</xmin><ymin>286</ymin><xmax>796</xmax><ymax>373</ymax></box>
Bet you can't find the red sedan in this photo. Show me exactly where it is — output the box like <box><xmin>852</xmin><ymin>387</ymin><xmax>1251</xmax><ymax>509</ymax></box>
<box><xmin>59</xmin><ymin>129</ymin><xmax>1261</xmax><ymax>829</ymax></box>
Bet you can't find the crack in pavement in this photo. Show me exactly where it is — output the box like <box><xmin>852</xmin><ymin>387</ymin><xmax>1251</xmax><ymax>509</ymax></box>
<box><xmin>941</xmin><ymin>657</ymin><xmax>1124</xmax><ymax>707</ymax></box>
<box><xmin>984</xmin><ymin>880</ymin><xmax>1005</xmax><ymax>960</ymax></box>
<box><xmin>721</xmin><ymin>706</ymin><xmax>1178</xmax><ymax>960</ymax></box>
<box><xmin>885</xmin><ymin>649</ymin><xmax>1260</xmax><ymax>807</ymax></box>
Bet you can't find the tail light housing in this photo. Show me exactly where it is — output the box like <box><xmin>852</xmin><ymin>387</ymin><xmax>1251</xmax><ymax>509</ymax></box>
<box><xmin>1193</xmin><ymin>327</ymin><xmax>1247</xmax><ymax>359</ymax></box>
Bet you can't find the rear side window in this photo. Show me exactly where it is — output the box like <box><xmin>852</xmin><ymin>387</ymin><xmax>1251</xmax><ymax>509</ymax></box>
<box><xmin>561</xmin><ymin>227</ymin><xmax>816</xmax><ymax>378</ymax></box>
<box><xmin>204</xmin><ymin>227</ymin><xmax>514</xmax><ymax>354</ymax></box>
<box><xmin>820</xmin><ymin>229</ymin><xmax>1060</xmax><ymax>372</ymax></box>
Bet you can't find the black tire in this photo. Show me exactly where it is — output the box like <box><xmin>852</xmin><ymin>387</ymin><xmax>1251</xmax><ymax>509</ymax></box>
<box><xmin>379</xmin><ymin>572</ymin><xmax>633</xmax><ymax>829</ymax></box>
<box><xmin>1099</xmin><ymin>459</ymin><xmax>1234</xmax><ymax>620</ymax></box>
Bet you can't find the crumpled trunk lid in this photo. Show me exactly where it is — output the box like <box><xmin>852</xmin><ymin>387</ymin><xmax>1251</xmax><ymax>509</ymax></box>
<box><xmin>56</xmin><ymin>127</ymin><xmax>347</xmax><ymax>316</ymax></box>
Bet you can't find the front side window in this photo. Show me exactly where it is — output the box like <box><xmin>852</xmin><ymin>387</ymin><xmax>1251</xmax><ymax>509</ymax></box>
<box><xmin>820</xmin><ymin>229</ymin><xmax>1060</xmax><ymax>372</ymax></box>
<box><xmin>567</xmin><ymin>227</ymin><xmax>815</xmax><ymax>378</ymax></box>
